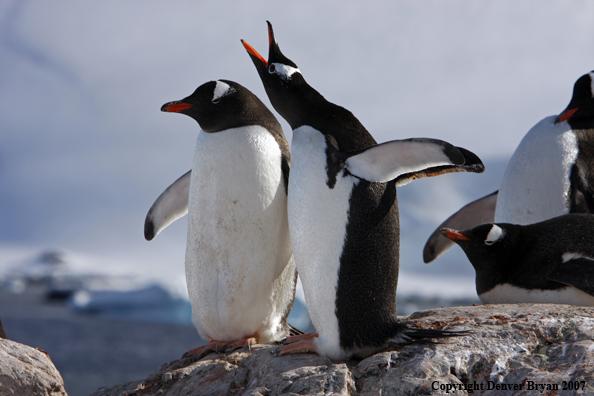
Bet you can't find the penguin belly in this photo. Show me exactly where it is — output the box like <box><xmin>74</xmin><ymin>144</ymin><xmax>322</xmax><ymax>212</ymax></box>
<box><xmin>185</xmin><ymin>125</ymin><xmax>294</xmax><ymax>343</ymax></box>
<box><xmin>288</xmin><ymin>125</ymin><xmax>358</xmax><ymax>359</ymax></box>
<box><xmin>495</xmin><ymin>116</ymin><xmax>578</xmax><ymax>224</ymax></box>
<box><xmin>480</xmin><ymin>283</ymin><xmax>594</xmax><ymax>306</ymax></box>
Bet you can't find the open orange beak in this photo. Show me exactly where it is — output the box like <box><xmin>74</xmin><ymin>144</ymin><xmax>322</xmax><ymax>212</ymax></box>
<box><xmin>241</xmin><ymin>39</ymin><xmax>267</xmax><ymax>67</ymax></box>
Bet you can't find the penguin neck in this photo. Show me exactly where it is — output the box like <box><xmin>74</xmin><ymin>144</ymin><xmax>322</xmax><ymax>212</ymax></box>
<box><xmin>568</xmin><ymin>118</ymin><xmax>594</xmax><ymax>131</ymax></box>
<box><xmin>268</xmin><ymin>78</ymin><xmax>377</xmax><ymax>151</ymax></box>
<box><xmin>471</xmin><ymin>228</ymin><xmax>523</xmax><ymax>294</ymax></box>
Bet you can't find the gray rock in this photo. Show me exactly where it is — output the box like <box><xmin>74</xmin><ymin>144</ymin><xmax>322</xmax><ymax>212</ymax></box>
<box><xmin>0</xmin><ymin>338</ymin><xmax>67</xmax><ymax>396</ymax></box>
<box><xmin>91</xmin><ymin>304</ymin><xmax>594</xmax><ymax>396</ymax></box>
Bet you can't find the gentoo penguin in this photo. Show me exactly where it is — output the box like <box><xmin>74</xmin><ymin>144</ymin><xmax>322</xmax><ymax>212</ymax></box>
<box><xmin>424</xmin><ymin>71</ymin><xmax>594</xmax><ymax>263</ymax></box>
<box><xmin>145</xmin><ymin>79</ymin><xmax>297</xmax><ymax>358</ymax></box>
<box><xmin>441</xmin><ymin>213</ymin><xmax>594</xmax><ymax>305</ymax></box>
<box><xmin>242</xmin><ymin>22</ymin><xmax>483</xmax><ymax>360</ymax></box>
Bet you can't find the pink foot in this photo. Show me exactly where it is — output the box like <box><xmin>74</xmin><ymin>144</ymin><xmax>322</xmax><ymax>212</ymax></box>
<box><xmin>184</xmin><ymin>334</ymin><xmax>257</xmax><ymax>360</ymax></box>
<box><xmin>277</xmin><ymin>332</ymin><xmax>319</xmax><ymax>355</ymax></box>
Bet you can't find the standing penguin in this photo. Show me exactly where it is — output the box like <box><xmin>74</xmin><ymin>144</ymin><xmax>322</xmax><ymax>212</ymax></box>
<box><xmin>441</xmin><ymin>214</ymin><xmax>594</xmax><ymax>305</ymax></box>
<box><xmin>242</xmin><ymin>22</ymin><xmax>483</xmax><ymax>360</ymax></box>
<box><xmin>424</xmin><ymin>71</ymin><xmax>594</xmax><ymax>263</ymax></box>
<box><xmin>145</xmin><ymin>80</ymin><xmax>296</xmax><ymax>359</ymax></box>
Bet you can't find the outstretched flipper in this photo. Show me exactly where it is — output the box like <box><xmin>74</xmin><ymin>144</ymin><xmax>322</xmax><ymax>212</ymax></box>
<box><xmin>144</xmin><ymin>170</ymin><xmax>191</xmax><ymax>241</ymax></box>
<box><xmin>343</xmin><ymin>138</ymin><xmax>484</xmax><ymax>185</ymax></box>
<box><xmin>423</xmin><ymin>191</ymin><xmax>498</xmax><ymax>263</ymax></box>
<box><xmin>549</xmin><ymin>256</ymin><xmax>594</xmax><ymax>297</ymax></box>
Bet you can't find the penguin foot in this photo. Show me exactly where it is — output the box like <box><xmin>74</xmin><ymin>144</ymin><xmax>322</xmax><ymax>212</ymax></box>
<box><xmin>183</xmin><ymin>335</ymin><xmax>257</xmax><ymax>360</ymax></box>
<box><xmin>274</xmin><ymin>332</ymin><xmax>319</xmax><ymax>356</ymax></box>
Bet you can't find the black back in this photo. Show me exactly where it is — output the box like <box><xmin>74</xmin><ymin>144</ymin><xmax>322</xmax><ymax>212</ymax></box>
<box><xmin>245</xmin><ymin>22</ymin><xmax>401</xmax><ymax>351</ymax></box>
<box><xmin>451</xmin><ymin>214</ymin><xmax>594</xmax><ymax>294</ymax></box>
<box><xmin>162</xmin><ymin>79</ymin><xmax>290</xmax><ymax>190</ymax></box>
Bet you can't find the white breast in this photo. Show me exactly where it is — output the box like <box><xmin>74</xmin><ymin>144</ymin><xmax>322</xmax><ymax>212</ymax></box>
<box><xmin>185</xmin><ymin>125</ymin><xmax>294</xmax><ymax>343</ymax></box>
<box><xmin>495</xmin><ymin>116</ymin><xmax>578</xmax><ymax>224</ymax></box>
<box><xmin>480</xmin><ymin>283</ymin><xmax>594</xmax><ymax>306</ymax></box>
<box><xmin>288</xmin><ymin>125</ymin><xmax>358</xmax><ymax>359</ymax></box>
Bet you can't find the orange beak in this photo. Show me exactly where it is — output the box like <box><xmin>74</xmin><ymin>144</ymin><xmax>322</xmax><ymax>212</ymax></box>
<box><xmin>440</xmin><ymin>229</ymin><xmax>470</xmax><ymax>241</ymax></box>
<box><xmin>241</xmin><ymin>39</ymin><xmax>267</xmax><ymax>67</ymax></box>
<box><xmin>162</xmin><ymin>103</ymin><xmax>194</xmax><ymax>113</ymax></box>
<box><xmin>556</xmin><ymin>107</ymin><xmax>579</xmax><ymax>123</ymax></box>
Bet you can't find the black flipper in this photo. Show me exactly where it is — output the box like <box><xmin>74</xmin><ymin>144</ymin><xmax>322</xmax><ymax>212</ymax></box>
<box><xmin>549</xmin><ymin>257</ymin><xmax>594</xmax><ymax>296</ymax></box>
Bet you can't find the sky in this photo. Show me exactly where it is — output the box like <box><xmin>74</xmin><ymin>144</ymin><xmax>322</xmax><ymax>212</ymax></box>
<box><xmin>1</xmin><ymin>1</ymin><xmax>594</xmax><ymax>281</ymax></box>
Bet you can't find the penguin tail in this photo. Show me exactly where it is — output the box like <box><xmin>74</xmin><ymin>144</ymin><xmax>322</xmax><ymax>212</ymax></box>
<box><xmin>288</xmin><ymin>323</ymin><xmax>305</xmax><ymax>337</ymax></box>
<box><xmin>389</xmin><ymin>326</ymin><xmax>471</xmax><ymax>345</ymax></box>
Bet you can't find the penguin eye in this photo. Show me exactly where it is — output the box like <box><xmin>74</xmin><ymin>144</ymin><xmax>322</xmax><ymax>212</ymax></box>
<box><xmin>268</xmin><ymin>62</ymin><xmax>300</xmax><ymax>80</ymax></box>
<box><xmin>212</xmin><ymin>97</ymin><xmax>220</xmax><ymax>104</ymax></box>
<box><xmin>484</xmin><ymin>224</ymin><xmax>504</xmax><ymax>246</ymax></box>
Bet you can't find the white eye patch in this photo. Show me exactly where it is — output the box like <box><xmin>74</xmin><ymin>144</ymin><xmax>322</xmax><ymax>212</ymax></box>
<box><xmin>269</xmin><ymin>62</ymin><xmax>300</xmax><ymax>80</ymax></box>
<box><xmin>212</xmin><ymin>80</ymin><xmax>235</xmax><ymax>103</ymax></box>
<box><xmin>589</xmin><ymin>72</ymin><xmax>594</xmax><ymax>98</ymax></box>
<box><xmin>485</xmin><ymin>224</ymin><xmax>504</xmax><ymax>245</ymax></box>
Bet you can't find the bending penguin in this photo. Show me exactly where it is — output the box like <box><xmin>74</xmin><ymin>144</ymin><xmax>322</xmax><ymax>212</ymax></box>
<box><xmin>441</xmin><ymin>213</ymin><xmax>594</xmax><ymax>306</ymax></box>
<box><xmin>424</xmin><ymin>71</ymin><xmax>594</xmax><ymax>263</ymax></box>
<box><xmin>242</xmin><ymin>22</ymin><xmax>483</xmax><ymax>360</ymax></box>
<box><xmin>145</xmin><ymin>79</ymin><xmax>297</xmax><ymax>359</ymax></box>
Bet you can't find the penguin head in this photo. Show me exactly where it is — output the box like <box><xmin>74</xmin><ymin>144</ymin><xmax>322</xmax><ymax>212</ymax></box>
<box><xmin>161</xmin><ymin>80</ymin><xmax>277</xmax><ymax>133</ymax></box>
<box><xmin>242</xmin><ymin>22</ymin><xmax>310</xmax><ymax>126</ymax></box>
<box><xmin>440</xmin><ymin>223</ymin><xmax>520</xmax><ymax>271</ymax></box>
<box><xmin>555</xmin><ymin>71</ymin><xmax>594</xmax><ymax>129</ymax></box>
<box><xmin>242</xmin><ymin>21</ymin><xmax>301</xmax><ymax>86</ymax></box>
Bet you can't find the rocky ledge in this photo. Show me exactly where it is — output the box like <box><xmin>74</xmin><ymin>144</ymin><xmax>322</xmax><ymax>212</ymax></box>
<box><xmin>90</xmin><ymin>304</ymin><xmax>594</xmax><ymax>396</ymax></box>
<box><xmin>0</xmin><ymin>337</ymin><xmax>67</xmax><ymax>396</ymax></box>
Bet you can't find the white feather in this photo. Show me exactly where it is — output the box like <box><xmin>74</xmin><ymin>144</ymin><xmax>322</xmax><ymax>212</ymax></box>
<box><xmin>212</xmin><ymin>80</ymin><xmax>235</xmax><ymax>102</ymax></box>
<box><xmin>185</xmin><ymin>125</ymin><xmax>294</xmax><ymax>343</ymax></box>
<box><xmin>562</xmin><ymin>252</ymin><xmax>594</xmax><ymax>263</ymax></box>
<box><xmin>485</xmin><ymin>224</ymin><xmax>503</xmax><ymax>245</ymax></box>
<box><xmin>495</xmin><ymin>116</ymin><xmax>578</xmax><ymax>224</ymax></box>
<box><xmin>345</xmin><ymin>139</ymin><xmax>453</xmax><ymax>184</ymax></box>
<box><xmin>288</xmin><ymin>125</ymin><xmax>355</xmax><ymax>359</ymax></box>
<box><xmin>146</xmin><ymin>171</ymin><xmax>191</xmax><ymax>239</ymax></box>
<box><xmin>269</xmin><ymin>62</ymin><xmax>300</xmax><ymax>80</ymax></box>
<box><xmin>480</xmin><ymin>283</ymin><xmax>594</xmax><ymax>306</ymax></box>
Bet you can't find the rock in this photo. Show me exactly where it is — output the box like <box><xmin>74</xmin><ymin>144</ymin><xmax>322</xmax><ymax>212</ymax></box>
<box><xmin>91</xmin><ymin>304</ymin><xmax>594</xmax><ymax>396</ymax></box>
<box><xmin>0</xmin><ymin>338</ymin><xmax>68</xmax><ymax>396</ymax></box>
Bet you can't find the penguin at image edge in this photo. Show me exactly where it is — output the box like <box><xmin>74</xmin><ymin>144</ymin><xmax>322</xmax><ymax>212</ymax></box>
<box><xmin>424</xmin><ymin>70</ymin><xmax>594</xmax><ymax>264</ymax></box>
<box><xmin>145</xmin><ymin>79</ymin><xmax>298</xmax><ymax>359</ymax></box>
<box><xmin>242</xmin><ymin>21</ymin><xmax>483</xmax><ymax>360</ymax></box>
<box><xmin>441</xmin><ymin>213</ymin><xmax>594</xmax><ymax>306</ymax></box>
